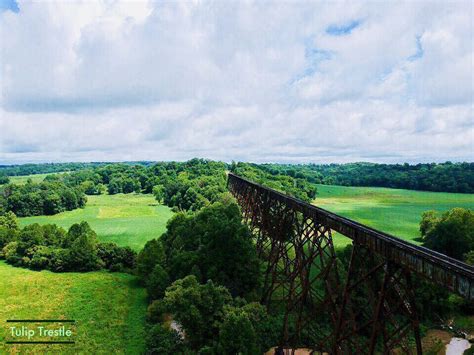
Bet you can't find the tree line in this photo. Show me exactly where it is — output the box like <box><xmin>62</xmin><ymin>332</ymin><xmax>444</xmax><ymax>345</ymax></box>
<box><xmin>2</xmin><ymin>160</ymin><xmax>472</xmax><ymax>199</ymax></box>
<box><xmin>258</xmin><ymin>162</ymin><xmax>474</xmax><ymax>193</ymax></box>
<box><xmin>0</xmin><ymin>179</ymin><xmax>86</xmax><ymax>217</ymax></box>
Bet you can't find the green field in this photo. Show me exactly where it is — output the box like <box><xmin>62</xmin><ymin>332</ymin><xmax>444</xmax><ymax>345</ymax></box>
<box><xmin>314</xmin><ymin>184</ymin><xmax>474</xmax><ymax>248</ymax></box>
<box><xmin>0</xmin><ymin>192</ymin><xmax>174</xmax><ymax>354</ymax></box>
<box><xmin>0</xmin><ymin>261</ymin><xmax>147</xmax><ymax>354</ymax></box>
<box><xmin>8</xmin><ymin>173</ymin><xmax>61</xmax><ymax>185</ymax></box>
<box><xmin>19</xmin><ymin>193</ymin><xmax>174</xmax><ymax>251</ymax></box>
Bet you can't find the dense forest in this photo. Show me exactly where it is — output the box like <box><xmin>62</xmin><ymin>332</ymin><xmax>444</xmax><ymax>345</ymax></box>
<box><xmin>258</xmin><ymin>162</ymin><xmax>474</xmax><ymax>193</ymax></box>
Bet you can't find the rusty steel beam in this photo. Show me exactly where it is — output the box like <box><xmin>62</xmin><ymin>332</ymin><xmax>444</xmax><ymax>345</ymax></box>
<box><xmin>228</xmin><ymin>173</ymin><xmax>474</xmax><ymax>301</ymax></box>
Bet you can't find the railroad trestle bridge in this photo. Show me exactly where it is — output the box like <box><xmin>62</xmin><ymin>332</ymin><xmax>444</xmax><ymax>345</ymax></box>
<box><xmin>227</xmin><ymin>173</ymin><xmax>474</xmax><ymax>354</ymax></box>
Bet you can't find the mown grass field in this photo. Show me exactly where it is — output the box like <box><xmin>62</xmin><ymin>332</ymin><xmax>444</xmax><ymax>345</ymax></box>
<box><xmin>314</xmin><ymin>184</ymin><xmax>474</xmax><ymax>249</ymax></box>
<box><xmin>8</xmin><ymin>173</ymin><xmax>62</xmax><ymax>185</ymax></box>
<box><xmin>19</xmin><ymin>193</ymin><xmax>174</xmax><ymax>251</ymax></box>
<box><xmin>0</xmin><ymin>261</ymin><xmax>147</xmax><ymax>354</ymax></box>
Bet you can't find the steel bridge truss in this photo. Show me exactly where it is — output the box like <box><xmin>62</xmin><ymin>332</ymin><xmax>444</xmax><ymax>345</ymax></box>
<box><xmin>227</xmin><ymin>173</ymin><xmax>474</xmax><ymax>354</ymax></box>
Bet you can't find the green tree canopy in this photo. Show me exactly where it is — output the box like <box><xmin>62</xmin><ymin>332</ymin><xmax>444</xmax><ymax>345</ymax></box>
<box><xmin>421</xmin><ymin>208</ymin><xmax>474</xmax><ymax>261</ymax></box>
<box><xmin>160</xmin><ymin>197</ymin><xmax>261</xmax><ymax>297</ymax></box>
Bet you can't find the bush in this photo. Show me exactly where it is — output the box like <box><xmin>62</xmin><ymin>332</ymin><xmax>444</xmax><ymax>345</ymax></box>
<box><xmin>146</xmin><ymin>324</ymin><xmax>186</xmax><ymax>354</ymax></box>
<box><xmin>97</xmin><ymin>242</ymin><xmax>137</xmax><ymax>271</ymax></box>
<box><xmin>147</xmin><ymin>300</ymin><xmax>167</xmax><ymax>324</ymax></box>
<box><xmin>49</xmin><ymin>248</ymin><xmax>70</xmax><ymax>272</ymax></box>
<box><xmin>29</xmin><ymin>245</ymin><xmax>53</xmax><ymax>270</ymax></box>
<box><xmin>2</xmin><ymin>241</ymin><xmax>19</xmax><ymax>262</ymax></box>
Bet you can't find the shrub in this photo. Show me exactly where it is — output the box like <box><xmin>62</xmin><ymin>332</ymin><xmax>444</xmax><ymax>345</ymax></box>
<box><xmin>97</xmin><ymin>242</ymin><xmax>137</xmax><ymax>271</ymax></box>
<box><xmin>2</xmin><ymin>241</ymin><xmax>19</xmax><ymax>262</ymax></box>
<box><xmin>49</xmin><ymin>248</ymin><xmax>70</xmax><ymax>272</ymax></box>
<box><xmin>146</xmin><ymin>324</ymin><xmax>186</xmax><ymax>354</ymax></box>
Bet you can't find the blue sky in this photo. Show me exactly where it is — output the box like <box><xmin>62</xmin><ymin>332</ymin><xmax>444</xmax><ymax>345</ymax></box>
<box><xmin>0</xmin><ymin>0</ymin><xmax>18</xmax><ymax>13</ymax></box>
<box><xmin>0</xmin><ymin>0</ymin><xmax>472</xmax><ymax>164</ymax></box>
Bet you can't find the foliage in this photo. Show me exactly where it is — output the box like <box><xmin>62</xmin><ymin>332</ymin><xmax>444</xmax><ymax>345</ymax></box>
<box><xmin>160</xmin><ymin>275</ymin><xmax>232</xmax><ymax>349</ymax></box>
<box><xmin>232</xmin><ymin>162</ymin><xmax>317</xmax><ymax>202</ymax></box>
<box><xmin>159</xmin><ymin>197</ymin><xmax>261</xmax><ymax>297</ymax></box>
<box><xmin>421</xmin><ymin>208</ymin><xmax>474</xmax><ymax>261</ymax></box>
<box><xmin>0</xmin><ymin>180</ymin><xmax>86</xmax><ymax>217</ymax></box>
<box><xmin>256</xmin><ymin>161</ymin><xmax>474</xmax><ymax>193</ymax></box>
<box><xmin>0</xmin><ymin>162</ymin><xmax>112</xmax><ymax>176</ymax></box>
<box><xmin>146</xmin><ymin>324</ymin><xmax>187</xmax><ymax>354</ymax></box>
<box><xmin>0</xmin><ymin>212</ymin><xmax>19</xmax><ymax>249</ymax></box>
<box><xmin>146</xmin><ymin>264</ymin><xmax>170</xmax><ymax>300</ymax></box>
<box><xmin>97</xmin><ymin>242</ymin><xmax>136</xmax><ymax>271</ymax></box>
<box><xmin>136</xmin><ymin>238</ymin><xmax>165</xmax><ymax>283</ymax></box>
<box><xmin>0</xmin><ymin>175</ymin><xmax>9</xmax><ymax>185</ymax></box>
<box><xmin>0</xmin><ymin>221</ymin><xmax>136</xmax><ymax>272</ymax></box>
<box><xmin>217</xmin><ymin>306</ymin><xmax>258</xmax><ymax>354</ymax></box>
<box><xmin>147</xmin><ymin>276</ymin><xmax>277</xmax><ymax>354</ymax></box>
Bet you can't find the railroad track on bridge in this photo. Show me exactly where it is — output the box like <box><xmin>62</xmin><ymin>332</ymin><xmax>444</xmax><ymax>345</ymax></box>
<box><xmin>227</xmin><ymin>173</ymin><xmax>474</xmax><ymax>354</ymax></box>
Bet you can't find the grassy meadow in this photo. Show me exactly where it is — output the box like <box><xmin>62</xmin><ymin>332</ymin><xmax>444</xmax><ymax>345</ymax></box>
<box><xmin>314</xmin><ymin>184</ymin><xmax>474</xmax><ymax>249</ymax></box>
<box><xmin>8</xmin><ymin>173</ymin><xmax>62</xmax><ymax>185</ymax></box>
<box><xmin>19</xmin><ymin>193</ymin><xmax>174</xmax><ymax>251</ymax></box>
<box><xmin>0</xmin><ymin>261</ymin><xmax>147</xmax><ymax>354</ymax></box>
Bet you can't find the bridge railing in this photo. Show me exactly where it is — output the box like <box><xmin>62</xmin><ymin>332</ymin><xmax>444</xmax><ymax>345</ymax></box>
<box><xmin>228</xmin><ymin>172</ymin><xmax>474</xmax><ymax>300</ymax></box>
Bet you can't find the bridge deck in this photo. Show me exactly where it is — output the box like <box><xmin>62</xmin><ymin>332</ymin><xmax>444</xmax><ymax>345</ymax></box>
<box><xmin>228</xmin><ymin>173</ymin><xmax>474</xmax><ymax>300</ymax></box>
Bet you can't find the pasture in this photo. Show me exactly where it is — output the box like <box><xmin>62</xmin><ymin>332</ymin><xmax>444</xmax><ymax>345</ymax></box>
<box><xmin>0</xmin><ymin>261</ymin><xmax>147</xmax><ymax>354</ymax></box>
<box><xmin>314</xmin><ymin>184</ymin><xmax>474</xmax><ymax>248</ymax></box>
<box><xmin>19</xmin><ymin>193</ymin><xmax>174</xmax><ymax>251</ymax></box>
<box><xmin>8</xmin><ymin>173</ymin><xmax>62</xmax><ymax>185</ymax></box>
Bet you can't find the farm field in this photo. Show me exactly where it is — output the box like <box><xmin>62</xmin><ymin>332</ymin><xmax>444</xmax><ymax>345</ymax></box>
<box><xmin>0</xmin><ymin>261</ymin><xmax>147</xmax><ymax>354</ymax></box>
<box><xmin>8</xmin><ymin>172</ymin><xmax>63</xmax><ymax>184</ymax></box>
<box><xmin>314</xmin><ymin>184</ymin><xmax>474</xmax><ymax>249</ymax></box>
<box><xmin>19</xmin><ymin>193</ymin><xmax>174</xmax><ymax>251</ymax></box>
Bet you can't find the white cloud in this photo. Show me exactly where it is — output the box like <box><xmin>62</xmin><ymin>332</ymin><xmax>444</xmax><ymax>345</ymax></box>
<box><xmin>0</xmin><ymin>0</ymin><xmax>472</xmax><ymax>164</ymax></box>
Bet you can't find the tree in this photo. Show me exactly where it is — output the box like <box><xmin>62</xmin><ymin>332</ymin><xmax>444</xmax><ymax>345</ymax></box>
<box><xmin>66</xmin><ymin>222</ymin><xmax>102</xmax><ymax>271</ymax></box>
<box><xmin>160</xmin><ymin>198</ymin><xmax>261</xmax><ymax>297</ymax></box>
<box><xmin>152</xmin><ymin>185</ymin><xmax>164</xmax><ymax>203</ymax></box>
<box><xmin>0</xmin><ymin>211</ymin><xmax>18</xmax><ymax>230</ymax></box>
<box><xmin>146</xmin><ymin>324</ymin><xmax>186</xmax><ymax>354</ymax></box>
<box><xmin>217</xmin><ymin>307</ymin><xmax>257</xmax><ymax>354</ymax></box>
<box><xmin>163</xmin><ymin>275</ymin><xmax>232</xmax><ymax>349</ymax></box>
<box><xmin>136</xmin><ymin>239</ymin><xmax>165</xmax><ymax>283</ymax></box>
<box><xmin>146</xmin><ymin>264</ymin><xmax>170</xmax><ymax>300</ymax></box>
<box><xmin>97</xmin><ymin>242</ymin><xmax>137</xmax><ymax>271</ymax></box>
<box><xmin>107</xmin><ymin>178</ymin><xmax>123</xmax><ymax>195</ymax></box>
<box><xmin>419</xmin><ymin>210</ymin><xmax>439</xmax><ymax>237</ymax></box>
<box><xmin>422</xmin><ymin>208</ymin><xmax>474</xmax><ymax>261</ymax></box>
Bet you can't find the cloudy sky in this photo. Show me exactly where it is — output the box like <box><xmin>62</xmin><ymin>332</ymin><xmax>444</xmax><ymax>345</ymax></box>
<box><xmin>0</xmin><ymin>0</ymin><xmax>472</xmax><ymax>164</ymax></box>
